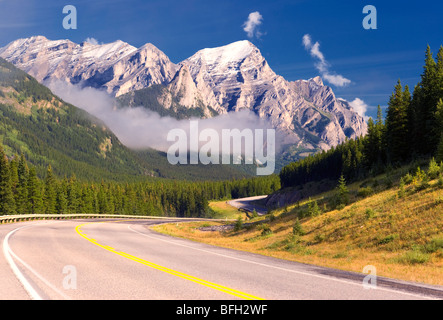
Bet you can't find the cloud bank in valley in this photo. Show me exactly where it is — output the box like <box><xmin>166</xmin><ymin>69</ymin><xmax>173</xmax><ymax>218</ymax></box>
<box><xmin>47</xmin><ymin>81</ymin><xmax>283</xmax><ymax>155</ymax></box>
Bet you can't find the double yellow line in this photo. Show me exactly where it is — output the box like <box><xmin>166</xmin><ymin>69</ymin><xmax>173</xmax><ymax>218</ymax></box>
<box><xmin>75</xmin><ymin>221</ymin><xmax>264</xmax><ymax>300</ymax></box>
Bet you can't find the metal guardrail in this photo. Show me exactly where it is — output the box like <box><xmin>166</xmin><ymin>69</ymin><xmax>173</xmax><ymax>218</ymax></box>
<box><xmin>0</xmin><ymin>214</ymin><xmax>234</xmax><ymax>224</ymax></box>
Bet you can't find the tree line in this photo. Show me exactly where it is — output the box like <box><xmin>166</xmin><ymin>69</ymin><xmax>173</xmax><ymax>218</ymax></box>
<box><xmin>280</xmin><ymin>45</ymin><xmax>443</xmax><ymax>189</ymax></box>
<box><xmin>0</xmin><ymin>144</ymin><xmax>280</xmax><ymax>217</ymax></box>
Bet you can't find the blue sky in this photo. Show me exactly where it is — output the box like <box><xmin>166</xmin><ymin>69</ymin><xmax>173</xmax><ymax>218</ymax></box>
<box><xmin>1</xmin><ymin>0</ymin><xmax>442</xmax><ymax>120</ymax></box>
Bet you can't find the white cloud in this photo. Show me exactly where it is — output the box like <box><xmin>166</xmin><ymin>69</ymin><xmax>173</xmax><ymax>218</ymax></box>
<box><xmin>45</xmin><ymin>80</ymin><xmax>285</xmax><ymax>153</ymax></box>
<box><xmin>349</xmin><ymin>98</ymin><xmax>369</xmax><ymax>121</ymax></box>
<box><xmin>323</xmin><ymin>73</ymin><xmax>351</xmax><ymax>87</ymax></box>
<box><xmin>243</xmin><ymin>11</ymin><xmax>263</xmax><ymax>38</ymax></box>
<box><xmin>302</xmin><ymin>34</ymin><xmax>351</xmax><ymax>87</ymax></box>
<box><xmin>84</xmin><ymin>37</ymin><xmax>100</xmax><ymax>45</ymax></box>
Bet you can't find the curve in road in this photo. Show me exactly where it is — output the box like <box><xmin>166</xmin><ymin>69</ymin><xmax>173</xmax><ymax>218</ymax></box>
<box><xmin>1</xmin><ymin>219</ymin><xmax>442</xmax><ymax>300</ymax></box>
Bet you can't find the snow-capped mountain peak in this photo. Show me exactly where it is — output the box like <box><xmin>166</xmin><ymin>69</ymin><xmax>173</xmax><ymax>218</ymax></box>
<box><xmin>0</xmin><ymin>36</ymin><xmax>367</xmax><ymax>151</ymax></box>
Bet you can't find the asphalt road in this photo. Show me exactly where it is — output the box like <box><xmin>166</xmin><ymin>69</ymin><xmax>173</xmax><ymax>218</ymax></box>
<box><xmin>227</xmin><ymin>195</ymin><xmax>269</xmax><ymax>215</ymax></box>
<box><xmin>1</xmin><ymin>219</ymin><xmax>442</xmax><ymax>300</ymax></box>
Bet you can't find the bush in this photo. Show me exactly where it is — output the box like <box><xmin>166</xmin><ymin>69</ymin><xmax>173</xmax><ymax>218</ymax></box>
<box><xmin>258</xmin><ymin>223</ymin><xmax>272</xmax><ymax>236</ymax></box>
<box><xmin>422</xmin><ymin>237</ymin><xmax>443</xmax><ymax>253</ymax></box>
<box><xmin>438</xmin><ymin>174</ymin><xmax>443</xmax><ymax>189</ymax></box>
<box><xmin>314</xmin><ymin>234</ymin><xmax>325</xmax><ymax>243</ymax></box>
<box><xmin>365</xmin><ymin>208</ymin><xmax>376</xmax><ymax>219</ymax></box>
<box><xmin>402</xmin><ymin>173</ymin><xmax>413</xmax><ymax>185</ymax></box>
<box><xmin>357</xmin><ymin>186</ymin><xmax>373</xmax><ymax>198</ymax></box>
<box><xmin>412</xmin><ymin>167</ymin><xmax>430</xmax><ymax>191</ymax></box>
<box><xmin>335</xmin><ymin>175</ymin><xmax>349</xmax><ymax>207</ymax></box>
<box><xmin>427</xmin><ymin>158</ymin><xmax>440</xmax><ymax>180</ymax></box>
<box><xmin>398</xmin><ymin>178</ymin><xmax>406</xmax><ymax>198</ymax></box>
<box><xmin>397</xmin><ymin>251</ymin><xmax>430</xmax><ymax>265</ymax></box>
<box><xmin>234</xmin><ymin>216</ymin><xmax>243</xmax><ymax>231</ymax></box>
<box><xmin>377</xmin><ymin>234</ymin><xmax>398</xmax><ymax>245</ymax></box>
<box><xmin>305</xmin><ymin>198</ymin><xmax>321</xmax><ymax>217</ymax></box>
<box><xmin>292</xmin><ymin>218</ymin><xmax>305</xmax><ymax>236</ymax></box>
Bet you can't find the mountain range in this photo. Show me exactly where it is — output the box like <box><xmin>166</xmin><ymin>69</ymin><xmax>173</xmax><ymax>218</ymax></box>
<box><xmin>0</xmin><ymin>36</ymin><xmax>367</xmax><ymax>166</ymax></box>
<box><xmin>0</xmin><ymin>57</ymin><xmax>254</xmax><ymax>181</ymax></box>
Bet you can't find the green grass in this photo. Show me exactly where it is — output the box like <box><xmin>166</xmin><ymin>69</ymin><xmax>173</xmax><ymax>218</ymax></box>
<box><xmin>154</xmin><ymin>163</ymin><xmax>443</xmax><ymax>285</ymax></box>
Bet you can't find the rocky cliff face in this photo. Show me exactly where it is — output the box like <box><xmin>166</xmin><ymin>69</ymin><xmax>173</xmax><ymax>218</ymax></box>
<box><xmin>181</xmin><ymin>40</ymin><xmax>366</xmax><ymax>149</ymax></box>
<box><xmin>0</xmin><ymin>36</ymin><xmax>178</xmax><ymax>96</ymax></box>
<box><xmin>0</xmin><ymin>36</ymin><xmax>367</xmax><ymax>152</ymax></box>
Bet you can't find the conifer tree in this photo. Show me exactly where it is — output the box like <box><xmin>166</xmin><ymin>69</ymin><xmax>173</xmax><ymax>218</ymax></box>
<box><xmin>55</xmin><ymin>179</ymin><xmax>68</xmax><ymax>214</ymax></box>
<box><xmin>412</xmin><ymin>46</ymin><xmax>440</xmax><ymax>154</ymax></box>
<box><xmin>43</xmin><ymin>165</ymin><xmax>57</xmax><ymax>214</ymax></box>
<box><xmin>435</xmin><ymin>99</ymin><xmax>443</xmax><ymax>162</ymax></box>
<box><xmin>437</xmin><ymin>134</ymin><xmax>443</xmax><ymax>163</ymax></box>
<box><xmin>335</xmin><ymin>174</ymin><xmax>349</xmax><ymax>208</ymax></box>
<box><xmin>27</xmin><ymin>167</ymin><xmax>42</xmax><ymax>214</ymax></box>
<box><xmin>67</xmin><ymin>174</ymin><xmax>79</xmax><ymax>213</ymax></box>
<box><xmin>0</xmin><ymin>146</ymin><xmax>16</xmax><ymax>215</ymax></box>
<box><xmin>15</xmin><ymin>154</ymin><xmax>29</xmax><ymax>214</ymax></box>
<box><xmin>385</xmin><ymin>80</ymin><xmax>410</xmax><ymax>163</ymax></box>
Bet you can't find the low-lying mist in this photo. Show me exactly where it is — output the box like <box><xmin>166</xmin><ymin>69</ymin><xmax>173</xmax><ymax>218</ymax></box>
<box><xmin>47</xmin><ymin>81</ymin><xmax>287</xmax><ymax>156</ymax></box>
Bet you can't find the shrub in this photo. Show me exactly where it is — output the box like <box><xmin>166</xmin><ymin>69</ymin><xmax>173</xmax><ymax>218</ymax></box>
<box><xmin>357</xmin><ymin>186</ymin><xmax>373</xmax><ymax>198</ymax></box>
<box><xmin>306</xmin><ymin>198</ymin><xmax>321</xmax><ymax>217</ymax></box>
<box><xmin>438</xmin><ymin>174</ymin><xmax>443</xmax><ymax>189</ymax></box>
<box><xmin>335</xmin><ymin>175</ymin><xmax>349</xmax><ymax>207</ymax></box>
<box><xmin>259</xmin><ymin>223</ymin><xmax>272</xmax><ymax>236</ymax></box>
<box><xmin>234</xmin><ymin>216</ymin><xmax>243</xmax><ymax>231</ymax></box>
<box><xmin>397</xmin><ymin>251</ymin><xmax>430</xmax><ymax>265</ymax></box>
<box><xmin>427</xmin><ymin>158</ymin><xmax>440</xmax><ymax>180</ymax></box>
<box><xmin>398</xmin><ymin>178</ymin><xmax>406</xmax><ymax>198</ymax></box>
<box><xmin>292</xmin><ymin>218</ymin><xmax>305</xmax><ymax>236</ymax></box>
<box><xmin>377</xmin><ymin>234</ymin><xmax>398</xmax><ymax>245</ymax></box>
<box><xmin>365</xmin><ymin>208</ymin><xmax>376</xmax><ymax>219</ymax></box>
<box><xmin>402</xmin><ymin>173</ymin><xmax>413</xmax><ymax>185</ymax></box>
<box><xmin>314</xmin><ymin>234</ymin><xmax>325</xmax><ymax>243</ymax></box>
<box><xmin>412</xmin><ymin>167</ymin><xmax>430</xmax><ymax>191</ymax></box>
<box><xmin>422</xmin><ymin>237</ymin><xmax>443</xmax><ymax>253</ymax></box>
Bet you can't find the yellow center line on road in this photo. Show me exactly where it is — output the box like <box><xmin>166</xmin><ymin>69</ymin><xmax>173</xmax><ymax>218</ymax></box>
<box><xmin>75</xmin><ymin>221</ymin><xmax>264</xmax><ymax>300</ymax></box>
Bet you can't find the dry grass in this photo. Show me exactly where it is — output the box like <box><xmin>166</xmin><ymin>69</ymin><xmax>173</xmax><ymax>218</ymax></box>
<box><xmin>153</xmin><ymin>178</ymin><xmax>443</xmax><ymax>286</ymax></box>
<box><xmin>208</xmin><ymin>200</ymin><xmax>248</xmax><ymax>220</ymax></box>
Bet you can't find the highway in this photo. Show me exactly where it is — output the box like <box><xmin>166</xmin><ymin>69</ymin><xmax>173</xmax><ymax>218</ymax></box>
<box><xmin>1</xmin><ymin>219</ymin><xmax>442</xmax><ymax>300</ymax></box>
<box><xmin>227</xmin><ymin>195</ymin><xmax>269</xmax><ymax>215</ymax></box>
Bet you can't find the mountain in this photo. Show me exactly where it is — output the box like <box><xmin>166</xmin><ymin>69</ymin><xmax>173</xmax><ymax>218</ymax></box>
<box><xmin>0</xmin><ymin>57</ymin><xmax>252</xmax><ymax>181</ymax></box>
<box><xmin>0</xmin><ymin>36</ymin><xmax>367</xmax><ymax>159</ymax></box>
<box><xmin>180</xmin><ymin>40</ymin><xmax>367</xmax><ymax>149</ymax></box>
<box><xmin>0</xmin><ymin>36</ymin><xmax>177</xmax><ymax>97</ymax></box>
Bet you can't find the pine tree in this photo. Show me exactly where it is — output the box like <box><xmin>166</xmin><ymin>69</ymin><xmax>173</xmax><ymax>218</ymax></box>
<box><xmin>437</xmin><ymin>134</ymin><xmax>443</xmax><ymax>163</ymax></box>
<box><xmin>15</xmin><ymin>154</ymin><xmax>29</xmax><ymax>214</ymax></box>
<box><xmin>43</xmin><ymin>165</ymin><xmax>57</xmax><ymax>214</ymax></box>
<box><xmin>436</xmin><ymin>46</ymin><xmax>443</xmax><ymax>102</ymax></box>
<box><xmin>27</xmin><ymin>167</ymin><xmax>42</xmax><ymax>214</ymax></box>
<box><xmin>435</xmin><ymin>99</ymin><xmax>443</xmax><ymax>162</ymax></box>
<box><xmin>412</xmin><ymin>45</ymin><xmax>440</xmax><ymax>154</ymax></box>
<box><xmin>55</xmin><ymin>179</ymin><xmax>68</xmax><ymax>214</ymax></box>
<box><xmin>67</xmin><ymin>174</ymin><xmax>79</xmax><ymax>213</ymax></box>
<box><xmin>335</xmin><ymin>174</ymin><xmax>349</xmax><ymax>208</ymax></box>
<box><xmin>385</xmin><ymin>80</ymin><xmax>410</xmax><ymax>163</ymax></box>
<box><xmin>0</xmin><ymin>146</ymin><xmax>16</xmax><ymax>215</ymax></box>
<box><xmin>363</xmin><ymin>116</ymin><xmax>384</xmax><ymax>170</ymax></box>
<box><xmin>434</xmin><ymin>98</ymin><xmax>443</xmax><ymax>136</ymax></box>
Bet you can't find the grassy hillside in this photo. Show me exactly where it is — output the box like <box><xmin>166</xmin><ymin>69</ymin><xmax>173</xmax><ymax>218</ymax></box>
<box><xmin>153</xmin><ymin>161</ymin><xmax>443</xmax><ymax>285</ymax></box>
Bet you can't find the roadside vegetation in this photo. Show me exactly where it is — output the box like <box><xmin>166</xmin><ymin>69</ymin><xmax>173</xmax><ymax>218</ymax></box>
<box><xmin>153</xmin><ymin>159</ymin><xmax>443</xmax><ymax>286</ymax></box>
